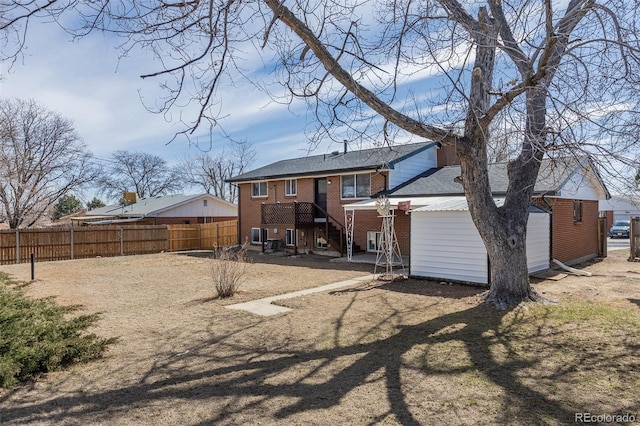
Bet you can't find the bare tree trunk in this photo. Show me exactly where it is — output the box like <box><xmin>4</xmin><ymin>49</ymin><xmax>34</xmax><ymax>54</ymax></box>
<box><xmin>454</xmin><ymin>7</ymin><xmax>547</xmax><ymax>309</ymax></box>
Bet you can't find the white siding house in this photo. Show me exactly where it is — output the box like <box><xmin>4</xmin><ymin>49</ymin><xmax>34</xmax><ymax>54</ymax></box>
<box><xmin>154</xmin><ymin>195</ymin><xmax>237</xmax><ymax>219</ymax></box>
<box><xmin>599</xmin><ymin>196</ymin><xmax>640</xmax><ymax>223</ymax></box>
<box><xmin>79</xmin><ymin>194</ymin><xmax>237</xmax><ymax>225</ymax></box>
<box><xmin>410</xmin><ymin>198</ymin><xmax>550</xmax><ymax>285</ymax></box>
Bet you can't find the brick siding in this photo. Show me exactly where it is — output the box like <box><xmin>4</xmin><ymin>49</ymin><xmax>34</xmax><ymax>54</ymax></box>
<box><xmin>237</xmin><ymin>171</ymin><xmax>395</xmax><ymax>253</ymax></box>
<box><xmin>542</xmin><ymin>198</ymin><xmax>599</xmax><ymax>264</ymax></box>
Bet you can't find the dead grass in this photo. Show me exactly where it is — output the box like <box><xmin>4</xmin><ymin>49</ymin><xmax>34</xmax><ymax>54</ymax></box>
<box><xmin>0</xmin><ymin>249</ymin><xmax>638</xmax><ymax>425</ymax></box>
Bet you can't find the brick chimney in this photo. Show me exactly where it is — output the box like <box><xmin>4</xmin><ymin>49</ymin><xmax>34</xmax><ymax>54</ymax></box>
<box><xmin>436</xmin><ymin>143</ymin><xmax>460</xmax><ymax>168</ymax></box>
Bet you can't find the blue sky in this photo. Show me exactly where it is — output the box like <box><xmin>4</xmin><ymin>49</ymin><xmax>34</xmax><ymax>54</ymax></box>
<box><xmin>0</xmin><ymin>21</ymin><xmax>348</xmax><ymax>172</ymax></box>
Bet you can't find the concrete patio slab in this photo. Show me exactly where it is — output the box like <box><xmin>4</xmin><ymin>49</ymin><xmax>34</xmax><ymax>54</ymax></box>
<box><xmin>226</xmin><ymin>274</ymin><xmax>376</xmax><ymax>316</ymax></box>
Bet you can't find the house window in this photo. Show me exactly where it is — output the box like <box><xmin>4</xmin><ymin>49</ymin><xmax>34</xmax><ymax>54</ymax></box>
<box><xmin>285</xmin><ymin>179</ymin><xmax>297</xmax><ymax>196</ymax></box>
<box><xmin>251</xmin><ymin>181</ymin><xmax>268</xmax><ymax>198</ymax></box>
<box><xmin>367</xmin><ymin>231</ymin><xmax>382</xmax><ymax>252</ymax></box>
<box><xmin>203</xmin><ymin>199</ymin><xmax>208</xmax><ymax>207</ymax></box>
<box><xmin>251</xmin><ymin>227</ymin><xmax>265</xmax><ymax>244</ymax></box>
<box><xmin>573</xmin><ymin>200</ymin><xmax>583</xmax><ymax>222</ymax></box>
<box><xmin>285</xmin><ymin>229</ymin><xmax>296</xmax><ymax>246</ymax></box>
<box><xmin>314</xmin><ymin>231</ymin><xmax>328</xmax><ymax>248</ymax></box>
<box><xmin>341</xmin><ymin>173</ymin><xmax>371</xmax><ymax>199</ymax></box>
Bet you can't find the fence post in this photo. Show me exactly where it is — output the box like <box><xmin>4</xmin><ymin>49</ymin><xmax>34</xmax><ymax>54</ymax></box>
<box><xmin>631</xmin><ymin>218</ymin><xmax>639</xmax><ymax>261</ymax></box>
<box><xmin>120</xmin><ymin>228</ymin><xmax>124</xmax><ymax>256</ymax></box>
<box><xmin>15</xmin><ymin>230</ymin><xmax>20</xmax><ymax>264</ymax></box>
<box><xmin>216</xmin><ymin>223</ymin><xmax>220</xmax><ymax>248</ymax></box>
<box><xmin>70</xmin><ymin>228</ymin><xmax>74</xmax><ymax>260</ymax></box>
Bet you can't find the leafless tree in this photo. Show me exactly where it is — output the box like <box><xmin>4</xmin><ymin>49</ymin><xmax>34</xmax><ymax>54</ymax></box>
<box><xmin>180</xmin><ymin>141</ymin><xmax>255</xmax><ymax>203</ymax></box>
<box><xmin>4</xmin><ymin>0</ymin><xmax>640</xmax><ymax>308</ymax></box>
<box><xmin>0</xmin><ymin>98</ymin><xmax>97</xmax><ymax>228</ymax></box>
<box><xmin>97</xmin><ymin>151</ymin><xmax>182</xmax><ymax>200</ymax></box>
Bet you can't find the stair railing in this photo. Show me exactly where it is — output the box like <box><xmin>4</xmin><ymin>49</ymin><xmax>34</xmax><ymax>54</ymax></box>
<box><xmin>311</xmin><ymin>203</ymin><xmax>345</xmax><ymax>256</ymax></box>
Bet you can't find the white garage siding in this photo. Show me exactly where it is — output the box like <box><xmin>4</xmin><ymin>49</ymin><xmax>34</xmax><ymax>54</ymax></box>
<box><xmin>410</xmin><ymin>208</ymin><xmax>550</xmax><ymax>285</ymax></box>
<box><xmin>411</xmin><ymin>211</ymin><xmax>489</xmax><ymax>284</ymax></box>
<box><xmin>526</xmin><ymin>212</ymin><xmax>551</xmax><ymax>273</ymax></box>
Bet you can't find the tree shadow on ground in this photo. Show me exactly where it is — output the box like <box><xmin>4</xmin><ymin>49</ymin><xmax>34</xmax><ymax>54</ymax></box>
<box><xmin>1</xmin><ymin>284</ymin><xmax>636</xmax><ymax>425</ymax></box>
<box><xmin>175</xmin><ymin>250</ymin><xmax>375</xmax><ymax>273</ymax></box>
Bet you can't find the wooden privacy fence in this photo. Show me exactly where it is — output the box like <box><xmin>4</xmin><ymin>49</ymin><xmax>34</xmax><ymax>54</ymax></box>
<box><xmin>0</xmin><ymin>225</ymin><xmax>169</xmax><ymax>265</ymax></box>
<box><xmin>167</xmin><ymin>220</ymin><xmax>238</xmax><ymax>252</ymax></box>
<box><xmin>0</xmin><ymin>220</ymin><xmax>238</xmax><ymax>265</ymax></box>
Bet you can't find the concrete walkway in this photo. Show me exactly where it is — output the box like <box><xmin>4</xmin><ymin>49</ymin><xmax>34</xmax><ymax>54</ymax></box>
<box><xmin>226</xmin><ymin>274</ymin><xmax>376</xmax><ymax>316</ymax></box>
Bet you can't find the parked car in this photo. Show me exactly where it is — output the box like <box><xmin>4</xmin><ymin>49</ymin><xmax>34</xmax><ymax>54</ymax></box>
<box><xmin>609</xmin><ymin>220</ymin><xmax>630</xmax><ymax>238</ymax></box>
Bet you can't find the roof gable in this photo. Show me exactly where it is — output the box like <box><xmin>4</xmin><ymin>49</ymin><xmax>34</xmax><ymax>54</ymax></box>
<box><xmin>387</xmin><ymin>157</ymin><xmax>609</xmax><ymax>199</ymax></box>
<box><xmin>86</xmin><ymin>194</ymin><xmax>237</xmax><ymax>217</ymax></box>
<box><xmin>226</xmin><ymin>141</ymin><xmax>436</xmax><ymax>182</ymax></box>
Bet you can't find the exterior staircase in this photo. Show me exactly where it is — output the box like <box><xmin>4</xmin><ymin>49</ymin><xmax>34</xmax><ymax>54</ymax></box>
<box><xmin>317</xmin><ymin>220</ymin><xmax>364</xmax><ymax>255</ymax></box>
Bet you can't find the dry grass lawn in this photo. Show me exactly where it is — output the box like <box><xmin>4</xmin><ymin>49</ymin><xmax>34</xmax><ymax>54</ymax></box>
<box><xmin>0</xmin><ymin>249</ymin><xmax>638</xmax><ymax>425</ymax></box>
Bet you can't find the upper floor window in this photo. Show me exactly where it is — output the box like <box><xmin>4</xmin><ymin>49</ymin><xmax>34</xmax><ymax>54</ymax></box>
<box><xmin>285</xmin><ymin>179</ymin><xmax>297</xmax><ymax>196</ymax></box>
<box><xmin>252</xmin><ymin>181</ymin><xmax>268</xmax><ymax>198</ymax></box>
<box><xmin>341</xmin><ymin>173</ymin><xmax>370</xmax><ymax>199</ymax></box>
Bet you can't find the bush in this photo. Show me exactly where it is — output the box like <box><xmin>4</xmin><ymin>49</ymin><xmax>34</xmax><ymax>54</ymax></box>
<box><xmin>0</xmin><ymin>273</ymin><xmax>117</xmax><ymax>388</ymax></box>
<box><xmin>211</xmin><ymin>243</ymin><xmax>251</xmax><ymax>298</ymax></box>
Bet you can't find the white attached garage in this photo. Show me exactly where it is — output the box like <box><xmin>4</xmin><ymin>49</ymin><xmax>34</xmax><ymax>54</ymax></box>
<box><xmin>409</xmin><ymin>197</ymin><xmax>550</xmax><ymax>285</ymax></box>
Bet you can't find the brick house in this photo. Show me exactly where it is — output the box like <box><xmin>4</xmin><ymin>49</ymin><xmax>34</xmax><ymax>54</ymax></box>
<box><xmin>383</xmin><ymin>156</ymin><xmax>610</xmax><ymax>267</ymax></box>
<box><xmin>226</xmin><ymin>141</ymin><xmax>444</xmax><ymax>255</ymax></box>
<box><xmin>229</xmin><ymin>142</ymin><xmax>609</xmax><ymax>271</ymax></box>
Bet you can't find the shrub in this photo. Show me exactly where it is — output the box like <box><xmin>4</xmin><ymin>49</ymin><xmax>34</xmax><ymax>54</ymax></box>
<box><xmin>211</xmin><ymin>243</ymin><xmax>251</xmax><ymax>298</ymax></box>
<box><xmin>0</xmin><ymin>273</ymin><xmax>117</xmax><ymax>388</ymax></box>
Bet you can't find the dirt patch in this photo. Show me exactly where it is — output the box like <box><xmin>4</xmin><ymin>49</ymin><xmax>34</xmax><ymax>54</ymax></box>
<box><xmin>0</xmin><ymin>250</ymin><xmax>638</xmax><ymax>425</ymax></box>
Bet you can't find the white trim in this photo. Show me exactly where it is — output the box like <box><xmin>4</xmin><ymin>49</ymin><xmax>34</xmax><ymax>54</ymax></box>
<box><xmin>340</xmin><ymin>172</ymin><xmax>371</xmax><ymax>200</ymax></box>
<box><xmin>250</xmin><ymin>227</ymin><xmax>264</xmax><ymax>244</ymax></box>
<box><xmin>285</xmin><ymin>229</ymin><xmax>295</xmax><ymax>246</ymax></box>
<box><xmin>251</xmin><ymin>181</ymin><xmax>268</xmax><ymax>198</ymax></box>
<box><xmin>367</xmin><ymin>230</ymin><xmax>382</xmax><ymax>252</ymax></box>
<box><xmin>284</xmin><ymin>179</ymin><xmax>297</xmax><ymax>196</ymax></box>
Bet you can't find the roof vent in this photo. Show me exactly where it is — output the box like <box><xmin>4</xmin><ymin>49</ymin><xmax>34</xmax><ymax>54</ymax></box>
<box><xmin>331</xmin><ymin>150</ymin><xmax>340</xmax><ymax>156</ymax></box>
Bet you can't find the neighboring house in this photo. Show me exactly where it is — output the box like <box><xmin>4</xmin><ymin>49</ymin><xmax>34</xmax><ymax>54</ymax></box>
<box><xmin>226</xmin><ymin>141</ymin><xmax>451</xmax><ymax>255</ymax></box>
<box><xmin>72</xmin><ymin>194</ymin><xmax>237</xmax><ymax>226</ymax></box>
<box><xmin>599</xmin><ymin>196</ymin><xmax>640</xmax><ymax>230</ymax></box>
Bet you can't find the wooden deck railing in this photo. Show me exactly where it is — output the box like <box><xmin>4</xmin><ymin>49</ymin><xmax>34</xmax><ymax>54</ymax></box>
<box><xmin>260</xmin><ymin>202</ymin><xmax>316</xmax><ymax>226</ymax></box>
<box><xmin>260</xmin><ymin>202</ymin><xmax>345</xmax><ymax>255</ymax></box>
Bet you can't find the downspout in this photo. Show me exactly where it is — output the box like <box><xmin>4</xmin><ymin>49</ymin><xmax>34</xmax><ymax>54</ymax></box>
<box><xmin>230</xmin><ymin>182</ymin><xmax>241</xmax><ymax>246</ymax></box>
<box><xmin>540</xmin><ymin>192</ymin><xmax>554</xmax><ymax>266</ymax></box>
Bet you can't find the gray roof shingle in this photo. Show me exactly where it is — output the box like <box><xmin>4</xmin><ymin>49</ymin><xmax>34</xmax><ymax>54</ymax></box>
<box><xmin>226</xmin><ymin>141</ymin><xmax>436</xmax><ymax>182</ymax></box>
<box><xmin>86</xmin><ymin>194</ymin><xmax>208</xmax><ymax>217</ymax></box>
<box><xmin>387</xmin><ymin>157</ymin><xmax>594</xmax><ymax>197</ymax></box>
